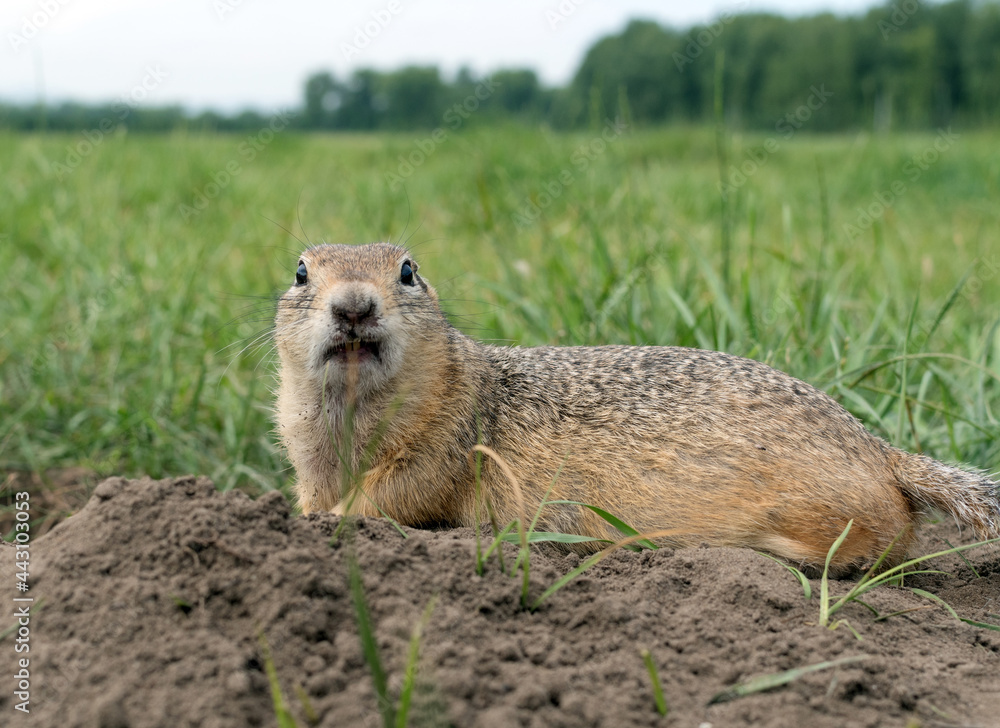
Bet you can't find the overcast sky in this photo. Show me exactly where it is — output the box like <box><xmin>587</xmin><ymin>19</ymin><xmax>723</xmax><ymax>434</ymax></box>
<box><xmin>3</xmin><ymin>0</ymin><xmax>879</xmax><ymax>113</ymax></box>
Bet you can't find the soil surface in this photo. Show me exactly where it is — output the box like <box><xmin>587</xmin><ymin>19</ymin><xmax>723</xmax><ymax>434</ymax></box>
<box><xmin>3</xmin><ymin>475</ymin><xmax>1000</xmax><ymax>727</ymax></box>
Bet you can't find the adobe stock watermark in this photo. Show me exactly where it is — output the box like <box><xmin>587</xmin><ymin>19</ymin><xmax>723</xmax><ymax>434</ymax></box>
<box><xmin>213</xmin><ymin>0</ymin><xmax>252</xmax><ymax>21</ymax></box>
<box><xmin>718</xmin><ymin>84</ymin><xmax>833</xmax><ymax>200</ymax></box>
<box><xmin>512</xmin><ymin>118</ymin><xmax>629</xmax><ymax>229</ymax></box>
<box><xmin>843</xmin><ymin>127</ymin><xmax>959</xmax><ymax>239</ymax></box>
<box><xmin>10</xmin><ymin>482</ymin><xmax>33</xmax><ymax>714</ymax></box>
<box><xmin>7</xmin><ymin>0</ymin><xmax>71</xmax><ymax>53</ymax></box>
<box><xmin>948</xmin><ymin>254</ymin><xmax>1000</xmax><ymax>319</ymax></box>
<box><xmin>673</xmin><ymin>1</ymin><xmax>748</xmax><ymax>71</ymax></box>
<box><xmin>897</xmin><ymin>252</ymin><xmax>1000</xmax><ymax>348</ymax></box>
<box><xmin>50</xmin><ymin>65</ymin><xmax>169</xmax><ymax>180</ymax></box>
<box><xmin>878</xmin><ymin>0</ymin><xmax>921</xmax><ymax>39</ymax></box>
<box><xmin>178</xmin><ymin>110</ymin><xmax>294</xmax><ymax>220</ymax></box>
<box><xmin>341</xmin><ymin>0</ymin><xmax>403</xmax><ymax>59</ymax></box>
<box><xmin>384</xmin><ymin>76</ymin><xmax>500</xmax><ymax>190</ymax></box>
<box><xmin>752</xmin><ymin>289</ymin><xmax>803</xmax><ymax>335</ymax></box>
<box><xmin>545</xmin><ymin>0</ymin><xmax>586</xmax><ymax>30</ymax></box>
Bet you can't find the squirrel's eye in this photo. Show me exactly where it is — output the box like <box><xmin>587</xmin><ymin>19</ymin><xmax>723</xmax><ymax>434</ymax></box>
<box><xmin>295</xmin><ymin>261</ymin><xmax>307</xmax><ymax>286</ymax></box>
<box><xmin>400</xmin><ymin>260</ymin><xmax>414</xmax><ymax>286</ymax></box>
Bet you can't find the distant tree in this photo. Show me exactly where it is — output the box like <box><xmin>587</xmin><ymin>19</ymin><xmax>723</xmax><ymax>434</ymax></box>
<box><xmin>489</xmin><ymin>69</ymin><xmax>544</xmax><ymax>116</ymax></box>
<box><xmin>190</xmin><ymin>110</ymin><xmax>226</xmax><ymax>131</ymax></box>
<box><xmin>337</xmin><ymin>70</ymin><xmax>381</xmax><ymax>129</ymax></box>
<box><xmin>963</xmin><ymin>3</ymin><xmax>1000</xmax><ymax>123</ymax></box>
<box><xmin>928</xmin><ymin>0</ymin><xmax>971</xmax><ymax>124</ymax></box>
<box><xmin>304</xmin><ymin>71</ymin><xmax>339</xmax><ymax>129</ymax></box>
<box><xmin>380</xmin><ymin>66</ymin><xmax>446</xmax><ymax>128</ymax></box>
<box><xmin>571</xmin><ymin>20</ymin><xmax>687</xmax><ymax>126</ymax></box>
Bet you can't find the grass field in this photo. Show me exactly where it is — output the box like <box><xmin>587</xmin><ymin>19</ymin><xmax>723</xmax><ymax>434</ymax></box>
<box><xmin>1</xmin><ymin>124</ymin><xmax>998</xmax><ymax>500</ymax></box>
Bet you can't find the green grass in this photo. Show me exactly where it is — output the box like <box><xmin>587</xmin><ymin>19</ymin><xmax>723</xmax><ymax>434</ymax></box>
<box><xmin>708</xmin><ymin>655</ymin><xmax>870</xmax><ymax>704</ymax></box>
<box><xmin>1</xmin><ymin>125</ymin><xmax>998</xmax><ymax>499</ymax></box>
<box><xmin>640</xmin><ymin>648</ymin><xmax>669</xmax><ymax>716</ymax></box>
<box><xmin>812</xmin><ymin>519</ymin><xmax>1000</xmax><ymax>637</ymax></box>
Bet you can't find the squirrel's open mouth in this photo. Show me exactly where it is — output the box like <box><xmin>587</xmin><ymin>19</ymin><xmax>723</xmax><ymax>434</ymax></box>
<box><xmin>322</xmin><ymin>338</ymin><xmax>381</xmax><ymax>364</ymax></box>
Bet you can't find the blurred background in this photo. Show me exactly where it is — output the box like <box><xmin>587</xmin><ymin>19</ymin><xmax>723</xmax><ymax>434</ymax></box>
<box><xmin>2</xmin><ymin>0</ymin><xmax>999</xmax><ymax>131</ymax></box>
<box><xmin>2</xmin><ymin>1</ymin><xmax>998</xmax><ymax>533</ymax></box>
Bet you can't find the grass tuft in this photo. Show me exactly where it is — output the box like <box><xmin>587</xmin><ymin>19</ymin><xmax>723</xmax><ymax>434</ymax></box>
<box><xmin>789</xmin><ymin>519</ymin><xmax>1000</xmax><ymax>637</ymax></box>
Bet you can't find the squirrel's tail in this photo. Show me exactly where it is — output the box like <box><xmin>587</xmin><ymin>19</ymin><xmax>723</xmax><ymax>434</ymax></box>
<box><xmin>896</xmin><ymin>452</ymin><xmax>1000</xmax><ymax>539</ymax></box>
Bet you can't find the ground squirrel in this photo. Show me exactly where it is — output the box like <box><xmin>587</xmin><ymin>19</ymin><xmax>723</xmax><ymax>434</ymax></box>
<box><xmin>274</xmin><ymin>242</ymin><xmax>1000</xmax><ymax>571</ymax></box>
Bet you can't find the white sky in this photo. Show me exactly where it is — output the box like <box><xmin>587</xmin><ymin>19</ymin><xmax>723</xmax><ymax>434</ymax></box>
<box><xmin>2</xmin><ymin>0</ymin><xmax>879</xmax><ymax>113</ymax></box>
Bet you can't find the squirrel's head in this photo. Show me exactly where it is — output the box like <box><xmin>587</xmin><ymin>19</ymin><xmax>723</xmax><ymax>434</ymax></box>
<box><xmin>274</xmin><ymin>242</ymin><xmax>441</xmax><ymax>394</ymax></box>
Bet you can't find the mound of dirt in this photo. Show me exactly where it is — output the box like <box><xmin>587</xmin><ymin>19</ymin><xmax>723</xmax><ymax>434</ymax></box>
<box><xmin>3</xmin><ymin>476</ymin><xmax>999</xmax><ymax>727</ymax></box>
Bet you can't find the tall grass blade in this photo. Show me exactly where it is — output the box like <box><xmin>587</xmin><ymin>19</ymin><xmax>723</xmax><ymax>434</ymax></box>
<box><xmin>482</xmin><ymin>521</ymin><xmax>516</xmax><ymax>565</ymax></box>
<box><xmin>472</xmin><ymin>445</ymin><xmax>531</xmax><ymax>607</ymax></box>
<box><xmin>921</xmin><ymin>268</ymin><xmax>974</xmax><ymax>350</ymax></box>
<box><xmin>546</xmin><ymin>500</ymin><xmax>658</xmax><ymax>549</ymax></box>
<box><xmin>823</xmin><ymin>523</ymin><xmax>911</xmax><ymax>624</ymax></box>
<box><xmin>873</xmin><ymin>605</ymin><xmax>934</xmax><ymax>622</ymax></box>
<box><xmin>474</xmin><ymin>442</ymin><xmax>484</xmax><ymax>575</ymax></box>
<box><xmin>909</xmin><ymin>588</ymin><xmax>1000</xmax><ymax>631</ymax></box>
<box><xmin>943</xmin><ymin>538</ymin><xmax>981</xmax><ymax>578</ymax></box>
<box><xmin>293</xmin><ymin>685</ymin><xmax>319</xmax><ymax>726</ymax></box>
<box><xmin>896</xmin><ymin>295</ymin><xmax>919</xmax><ymax>446</ymax></box>
<box><xmin>532</xmin><ymin>528</ymin><xmax>687</xmax><ymax>610</ymax></box>
<box><xmin>708</xmin><ymin>655</ymin><xmax>869</xmax><ymax>704</ymax></box>
<box><xmin>959</xmin><ymin>618</ymin><xmax>1000</xmax><ymax>631</ymax></box>
<box><xmin>909</xmin><ymin>587</ymin><xmax>960</xmax><ymax>620</ymax></box>
<box><xmin>756</xmin><ymin>552</ymin><xmax>812</xmax><ymax>600</ymax></box>
<box><xmin>841</xmin><ymin>353</ymin><xmax>1000</xmax><ymax>390</ymax></box>
<box><xmin>640</xmin><ymin>648</ymin><xmax>669</xmax><ymax>717</ymax></box>
<box><xmin>819</xmin><ymin>519</ymin><xmax>852</xmax><ymax>627</ymax></box>
<box><xmin>500</xmin><ymin>531</ymin><xmax>611</xmax><ymax>545</ymax></box>
<box><xmin>396</xmin><ymin>595</ymin><xmax>438</xmax><ymax>728</ymax></box>
<box><xmin>348</xmin><ymin>551</ymin><xmax>395</xmax><ymax>728</ymax></box>
<box><xmin>258</xmin><ymin>632</ymin><xmax>299</xmax><ymax>728</ymax></box>
<box><xmin>528</xmin><ymin>458</ymin><xmax>568</xmax><ymax>534</ymax></box>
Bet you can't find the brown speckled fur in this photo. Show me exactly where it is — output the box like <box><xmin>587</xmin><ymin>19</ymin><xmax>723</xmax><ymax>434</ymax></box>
<box><xmin>274</xmin><ymin>243</ymin><xmax>1000</xmax><ymax>572</ymax></box>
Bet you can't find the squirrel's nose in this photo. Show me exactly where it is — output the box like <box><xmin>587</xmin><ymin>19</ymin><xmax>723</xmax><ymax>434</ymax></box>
<box><xmin>333</xmin><ymin>299</ymin><xmax>376</xmax><ymax>327</ymax></box>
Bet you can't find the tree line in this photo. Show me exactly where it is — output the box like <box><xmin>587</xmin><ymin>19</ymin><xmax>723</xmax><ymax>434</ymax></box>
<box><xmin>2</xmin><ymin>0</ymin><xmax>998</xmax><ymax>133</ymax></box>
